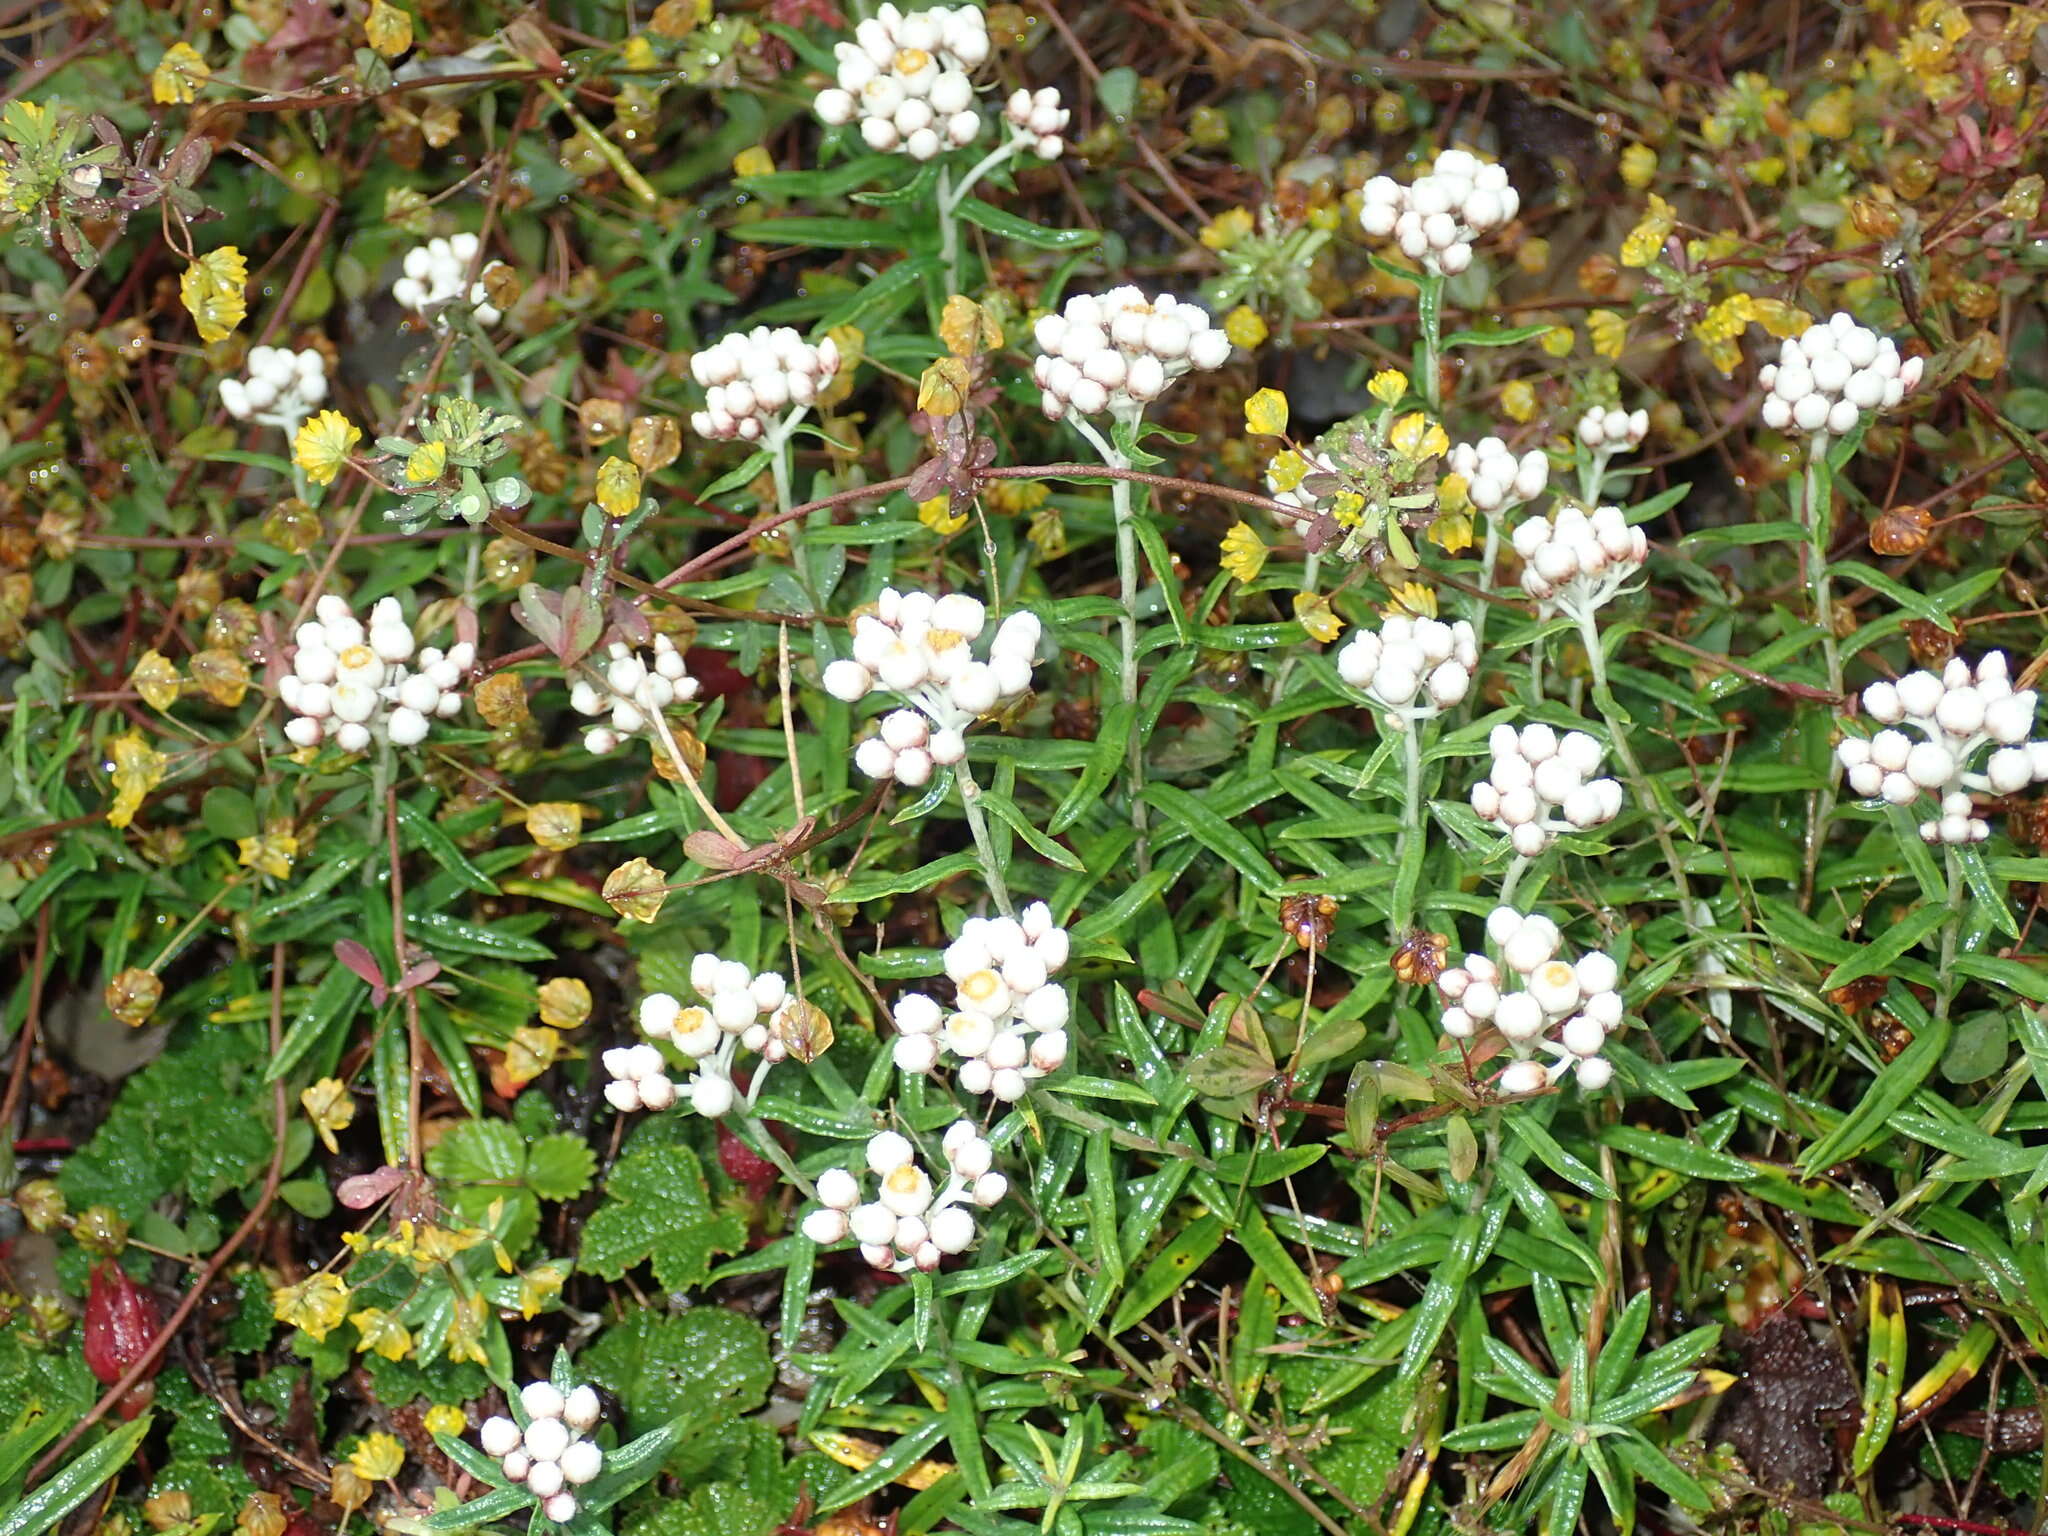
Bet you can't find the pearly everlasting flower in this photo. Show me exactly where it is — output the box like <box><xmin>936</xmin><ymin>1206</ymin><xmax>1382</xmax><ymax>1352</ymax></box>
<box><xmin>1576</xmin><ymin>406</ymin><xmax>1649</xmax><ymax>452</ymax></box>
<box><xmin>890</xmin><ymin>901</ymin><xmax>1071</xmax><ymax>1100</ymax></box>
<box><xmin>688</xmin><ymin>325</ymin><xmax>841</xmax><ymax>443</ymax></box>
<box><xmin>606</xmin><ymin>954</ymin><xmax>819</xmax><ymax>1119</ymax></box>
<box><xmin>812</xmin><ymin>4</ymin><xmax>990</xmax><ymax>160</ymax></box>
<box><xmin>1335</xmin><ymin>615</ymin><xmax>1478</xmax><ymax>726</ymax></box>
<box><xmin>1471</xmin><ymin>722</ymin><xmax>1625</xmax><ymax>857</ymax></box>
<box><xmin>220</xmin><ymin>346</ymin><xmax>328</xmax><ymax>430</ymax></box>
<box><xmin>570</xmin><ymin>635</ymin><xmax>700</xmax><ymax>754</ymax></box>
<box><xmin>1031</xmin><ymin>288</ymin><xmax>1233</xmax><ymax>425</ymax></box>
<box><xmin>279</xmin><ymin>594</ymin><xmax>470</xmax><ymax>753</ymax></box>
<box><xmin>1003</xmin><ymin>86</ymin><xmax>1069</xmax><ymax>160</ymax></box>
<box><xmin>1757</xmin><ymin>312</ymin><xmax>1924</xmax><ymax>438</ymax></box>
<box><xmin>1437</xmin><ymin>907</ymin><xmax>1624</xmax><ymax>1093</ymax></box>
<box><xmin>476</xmin><ymin>1379</ymin><xmax>605</xmax><ymax>1522</ymax></box>
<box><xmin>1839</xmin><ymin>651</ymin><xmax>2048</xmax><ymax>845</ymax></box>
<box><xmin>826</xmin><ymin>587</ymin><xmax>1041</xmax><ymax>786</ymax></box>
<box><xmin>1357</xmin><ymin>149</ymin><xmax>1520</xmax><ymax>277</ymax></box>
<box><xmin>392</xmin><ymin>233</ymin><xmax>506</xmax><ymax>325</ymax></box>
<box><xmin>800</xmin><ymin>1121</ymin><xmax>1007</xmax><ymax>1272</ymax></box>
<box><xmin>1512</xmin><ymin>505</ymin><xmax>1648</xmax><ymax>622</ymax></box>
<box><xmin>1447</xmin><ymin>436</ymin><xmax>1549</xmax><ymax>514</ymax></box>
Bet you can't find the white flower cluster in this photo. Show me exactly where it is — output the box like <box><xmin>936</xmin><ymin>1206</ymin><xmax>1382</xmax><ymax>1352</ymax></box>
<box><xmin>812</xmin><ymin>5</ymin><xmax>990</xmax><ymax>160</ymax></box>
<box><xmin>823</xmin><ymin>588</ymin><xmax>1041</xmax><ymax>786</ymax></box>
<box><xmin>1335</xmin><ymin>616</ymin><xmax>1478</xmax><ymax>724</ymax></box>
<box><xmin>1357</xmin><ymin>149</ymin><xmax>1520</xmax><ymax>276</ymax></box>
<box><xmin>1447</xmin><ymin>436</ymin><xmax>1549</xmax><ymax>514</ymax></box>
<box><xmin>392</xmin><ymin>233</ymin><xmax>505</xmax><ymax>325</ymax></box>
<box><xmin>1003</xmin><ymin>86</ymin><xmax>1069</xmax><ymax>160</ymax></box>
<box><xmin>800</xmin><ymin>1124</ymin><xmax>1007</xmax><ymax>1272</ymax></box>
<box><xmin>1437</xmin><ymin>908</ymin><xmax>1624</xmax><ymax>1094</ymax></box>
<box><xmin>219</xmin><ymin>346</ymin><xmax>328</xmax><ymax>429</ymax></box>
<box><xmin>1838</xmin><ymin>652</ymin><xmax>2048</xmax><ymax>845</ymax></box>
<box><xmin>1757</xmin><ymin>312</ymin><xmax>1925</xmax><ymax>437</ymax></box>
<box><xmin>1031</xmin><ymin>288</ymin><xmax>1233</xmax><ymax>424</ymax></box>
<box><xmin>280</xmin><ymin>595</ymin><xmax>469</xmax><ymax>752</ymax></box>
<box><xmin>477</xmin><ymin>1381</ymin><xmax>604</xmax><ymax>1524</ymax></box>
<box><xmin>1471</xmin><ymin>722</ymin><xmax>1625</xmax><ymax>857</ymax></box>
<box><xmin>688</xmin><ymin>325</ymin><xmax>841</xmax><ymax>443</ymax></box>
<box><xmin>570</xmin><ymin>635</ymin><xmax>699</xmax><ymax>754</ymax></box>
<box><xmin>604</xmin><ymin>955</ymin><xmax>807</xmax><ymax>1119</ymax></box>
<box><xmin>891</xmin><ymin>902</ymin><xmax>1071</xmax><ymax>1101</ymax></box>
<box><xmin>1576</xmin><ymin>406</ymin><xmax>1649</xmax><ymax>451</ymax></box>
<box><xmin>1513</xmin><ymin>505</ymin><xmax>1648</xmax><ymax>620</ymax></box>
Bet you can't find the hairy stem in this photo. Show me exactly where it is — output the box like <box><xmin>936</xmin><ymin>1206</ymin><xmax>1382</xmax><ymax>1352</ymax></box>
<box><xmin>1576</xmin><ymin>605</ymin><xmax>1694</xmax><ymax>908</ymax></box>
<box><xmin>954</xmin><ymin>755</ymin><xmax>1014</xmax><ymax>917</ymax></box>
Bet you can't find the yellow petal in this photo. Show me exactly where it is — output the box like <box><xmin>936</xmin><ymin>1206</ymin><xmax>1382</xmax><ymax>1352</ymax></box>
<box><xmin>526</xmin><ymin>801</ymin><xmax>584</xmax><ymax>850</ymax></box>
<box><xmin>1243</xmin><ymin>388</ymin><xmax>1289</xmax><ymax>437</ymax></box>
<box><xmin>1219</xmin><ymin>521</ymin><xmax>1269</xmax><ymax>584</ymax></box>
<box><xmin>107</xmin><ymin>732</ymin><xmax>168</xmax><ymax>829</ymax></box>
<box><xmin>1293</xmin><ymin>591</ymin><xmax>1342</xmax><ymax>644</ymax></box>
<box><xmin>131</xmin><ymin>650</ymin><xmax>181</xmax><ymax>712</ymax></box>
<box><xmin>180</xmin><ymin>246</ymin><xmax>247</xmax><ymax>343</ymax></box>
<box><xmin>348</xmin><ymin>1431</ymin><xmax>405</xmax><ymax>1482</ymax></box>
<box><xmin>596</xmin><ymin>456</ymin><xmax>643</xmax><ymax>517</ymax></box>
<box><xmin>151</xmin><ymin>42</ymin><xmax>211</xmax><ymax>105</ymax></box>
<box><xmin>364</xmin><ymin>0</ymin><xmax>413</xmax><ymax>56</ymax></box>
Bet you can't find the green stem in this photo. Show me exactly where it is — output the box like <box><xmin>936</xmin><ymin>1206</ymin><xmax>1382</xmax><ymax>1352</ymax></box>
<box><xmin>1417</xmin><ymin>270</ymin><xmax>1444</xmax><ymax>416</ymax></box>
<box><xmin>1393</xmin><ymin>719</ymin><xmax>1424</xmax><ymax>938</ymax></box>
<box><xmin>1471</xmin><ymin>511</ymin><xmax>1501</xmax><ymax>653</ymax></box>
<box><xmin>954</xmin><ymin>755</ymin><xmax>1013</xmax><ymax>917</ymax></box>
<box><xmin>1576</xmin><ymin>606</ymin><xmax>1693</xmax><ymax>908</ymax></box>
<box><xmin>1934</xmin><ymin>846</ymin><xmax>1967</xmax><ymax>1025</ymax></box>
<box><xmin>1799</xmin><ymin>438</ymin><xmax>1842</xmax><ymax>901</ymax></box>
<box><xmin>937</xmin><ymin>164</ymin><xmax>960</xmax><ymax>295</ymax></box>
<box><xmin>1072</xmin><ymin>415</ymin><xmax>1149</xmax><ymax>859</ymax></box>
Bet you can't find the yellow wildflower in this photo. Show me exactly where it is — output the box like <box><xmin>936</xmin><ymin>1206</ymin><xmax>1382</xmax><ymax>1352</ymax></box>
<box><xmin>1219</xmin><ymin>521</ymin><xmax>1268</xmax><ymax>584</ymax></box>
<box><xmin>595</xmin><ymin>456</ymin><xmax>642</xmax><ymax>517</ymax></box>
<box><xmin>348</xmin><ymin>1309</ymin><xmax>412</xmax><ymax>1362</ymax></box>
<box><xmin>300</xmin><ymin>1077</ymin><xmax>354</xmax><ymax>1154</ymax></box>
<box><xmin>1620</xmin><ymin>193</ymin><xmax>1675</xmax><ymax>269</ymax></box>
<box><xmin>1500</xmin><ymin>381</ymin><xmax>1537</xmax><ymax>423</ymax></box>
<box><xmin>1587</xmin><ymin>309</ymin><xmax>1628</xmax><ymax>360</ymax></box>
<box><xmin>1243</xmin><ymin>388</ymin><xmax>1288</xmax><ymax>436</ymax></box>
<box><xmin>423</xmin><ymin>1404</ymin><xmax>467</xmax><ymax>1438</ymax></box>
<box><xmin>131</xmin><ymin>651</ymin><xmax>181</xmax><ymax>711</ymax></box>
<box><xmin>1293</xmin><ymin>591</ymin><xmax>1341</xmax><ymax>643</ymax></box>
<box><xmin>1618</xmin><ymin>144</ymin><xmax>1657</xmax><ymax>189</ymax></box>
<box><xmin>1805</xmin><ymin>87</ymin><xmax>1854</xmax><ymax>139</ymax></box>
<box><xmin>237</xmin><ymin>822</ymin><xmax>298</xmax><ymax>880</ymax></box>
<box><xmin>272</xmin><ymin>1272</ymin><xmax>350</xmax><ymax>1340</ymax></box>
<box><xmin>1200</xmin><ymin>207</ymin><xmax>1254</xmax><ymax>251</ymax></box>
<box><xmin>1382</xmin><ymin>581</ymin><xmax>1438</xmax><ymax>620</ymax></box>
<box><xmin>364</xmin><ymin>0</ymin><xmax>412</xmax><ymax>55</ymax></box>
<box><xmin>1388</xmin><ymin>413</ymin><xmax>1448</xmax><ymax>462</ymax></box>
<box><xmin>1540</xmin><ymin>326</ymin><xmax>1575</xmax><ymax>359</ymax></box>
<box><xmin>1223</xmin><ymin>305</ymin><xmax>1268</xmax><ymax>350</ymax></box>
<box><xmin>293</xmin><ymin>411</ymin><xmax>361</xmax><ymax>487</ymax></box>
<box><xmin>732</xmin><ymin>145</ymin><xmax>775</xmax><ymax>178</ymax></box>
<box><xmin>1425</xmin><ymin>512</ymin><xmax>1472</xmax><ymax>555</ymax></box>
<box><xmin>151</xmin><ymin>42</ymin><xmax>210</xmax><ymax>105</ymax></box>
<box><xmin>444</xmin><ymin>1292</ymin><xmax>490</xmax><ymax>1366</ymax></box>
<box><xmin>180</xmin><ymin>246</ymin><xmax>248</xmax><ymax>343</ymax></box>
<box><xmin>517</xmin><ymin>1262</ymin><xmax>569</xmax><ymax>1319</ymax></box>
<box><xmin>1266</xmin><ymin>449</ymin><xmax>1309</xmax><ymax>495</ymax></box>
<box><xmin>918</xmin><ymin>494</ymin><xmax>967</xmax><ymax>536</ymax></box>
<box><xmin>1367</xmin><ymin>370</ymin><xmax>1408</xmax><ymax>406</ymax></box>
<box><xmin>984</xmin><ymin>480</ymin><xmax>1047</xmax><ymax>514</ymax></box>
<box><xmin>538</xmin><ymin>977</ymin><xmax>592</xmax><ymax>1029</ymax></box>
<box><xmin>501</xmin><ymin>1025</ymin><xmax>563</xmax><ymax>1087</ymax></box>
<box><xmin>349</xmin><ymin>1432</ymin><xmax>404</xmax><ymax>1482</ymax></box>
<box><xmin>404</xmin><ymin>441</ymin><xmax>447</xmax><ymax>484</ymax></box>
<box><xmin>106</xmin><ymin>733</ymin><xmax>168</xmax><ymax>830</ymax></box>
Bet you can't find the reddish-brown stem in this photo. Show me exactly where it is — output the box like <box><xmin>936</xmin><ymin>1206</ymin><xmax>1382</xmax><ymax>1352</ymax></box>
<box><xmin>0</xmin><ymin>908</ymin><xmax>50</xmax><ymax>1134</ymax></box>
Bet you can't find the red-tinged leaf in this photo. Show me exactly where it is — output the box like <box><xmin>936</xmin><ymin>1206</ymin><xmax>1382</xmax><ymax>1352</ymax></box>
<box><xmin>396</xmin><ymin>958</ymin><xmax>442</xmax><ymax>994</ymax></box>
<box><xmin>334</xmin><ymin>940</ymin><xmax>386</xmax><ymax>990</ymax></box>
<box><xmin>337</xmin><ymin>1164</ymin><xmax>409</xmax><ymax>1208</ymax></box>
<box><xmin>684</xmin><ymin>830</ymin><xmax>747</xmax><ymax>870</ymax></box>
